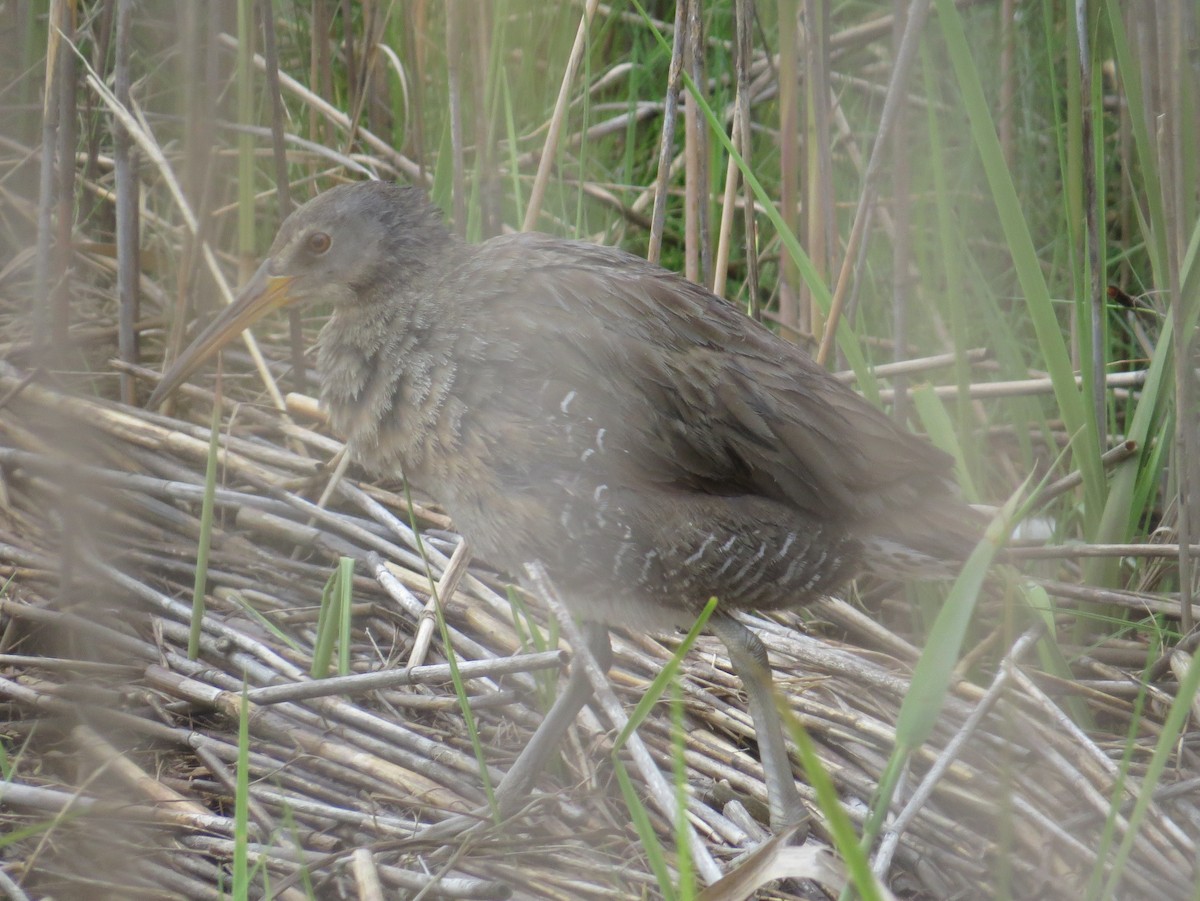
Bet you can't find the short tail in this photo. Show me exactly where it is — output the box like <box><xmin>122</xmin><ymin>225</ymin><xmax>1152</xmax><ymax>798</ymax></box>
<box><xmin>858</xmin><ymin>500</ymin><xmax>990</xmax><ymax>580</ymax></box>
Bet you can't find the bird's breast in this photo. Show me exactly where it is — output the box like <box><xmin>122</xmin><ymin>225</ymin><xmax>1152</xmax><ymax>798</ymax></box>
<box><xmin>318</xmin><ymin>314</ymin><xmax>475</xmax><ymax>483</ymax></box>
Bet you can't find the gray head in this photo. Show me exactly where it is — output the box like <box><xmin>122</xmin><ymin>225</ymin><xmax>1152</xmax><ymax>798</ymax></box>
<box><xmin>147</xmin><ymin>181</ymin><xmax>451</xmax><ymax>407</ymax></box>
<box><xmin>260</xmin><ymin>182</ymin><xmax>451</xmax><ymax>306</ymax></box>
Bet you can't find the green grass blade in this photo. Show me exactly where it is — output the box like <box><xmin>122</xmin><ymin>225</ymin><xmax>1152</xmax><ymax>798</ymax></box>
<box><xmin>671</xmin><ymin>677</ymin><xmax>694</xmax><ymax>901</ymax></box>
<box><xmin>233</xmin><ymin>683</ymin><xmax>250</xmax><ymax>900</ymax></box>
<box><xmin>781</xmin><ymin>706</ymin><xmax>884</xmax><ymax>901</ymax></box>
<box><xmin>277</xmin><ymin>797</ymin><xmax>316</xmax><ymax>897</ymax></box>
<box><xmin>505</xmin><ymin>584</ymin><xmax>558</xmax><ymax>707</ymax></box>
<box><xmin>226</xmin><ymin>590</ymin><xmax>303</xmax><ymax>653</ymax></box>
<box><xmin>1101</xmin><ymin>645</ymin><xmax>1200</xmax><ymax>899</ymax></box>
<box><xmin>863</xmin><ymin>481</ymin><xmax>1025</xmax><ymax>854</ymax></box>
<box><xmin>613</xmin><ymin>597</ymin><xmax>716</xmax><ymax>751</ymax></box>
<box><xmin>310</xmin><ymin>565</ymin><xmax>338</xmax><ymax>678</ymax></box>
<box><xmin>614</xmin><ymin>759</ymin><xmax>677</xmax><ymax>901</ymax></box>
<box><xmin>1101</xmin><ymin>0</ymin><xmax>1167</xmax><ymax>283</ymax></box>
<box><xmin>894</xmin><ymin>489</ymin><xmax>1022</xmax><ymax>748</ymax></box>
<box><xmin>189</xmin><ymin>389</ymin><xmax>222</xmax><ymax>660</ymax></box>
<box><xmin>1084</xmin><ymin>652</ymin><xmax>1153</xmax><ymax>899</ymax></box>
<box><xmin>402</xmin><ymin>483</ymin><xmax>496</xmax><ymax>816</ymax></box>
<box><xmin>931</xmin><ymin>0</ymin><xmax>1103</xmax><ymax>519</ymax></box>
<box><xmin>336</xmin><ymin>556</ymin><xmax>353</xmax><ymax>676</ymax></box>
<box><xmin>911</xmin><ymin>384</ymin><xmax>979</xmax><ymax>502</ymax></box>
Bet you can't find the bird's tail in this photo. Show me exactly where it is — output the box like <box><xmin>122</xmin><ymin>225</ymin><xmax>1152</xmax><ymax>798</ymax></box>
<box><xmin>858</xmin><ymin>500</ymin><xmax>991</xmax><ymax>581</ymax></box>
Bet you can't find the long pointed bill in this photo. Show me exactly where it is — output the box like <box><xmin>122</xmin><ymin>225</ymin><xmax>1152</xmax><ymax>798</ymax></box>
<box><xmin>147</xmin><ymin>260</ymin><xmax>296</xmax><ymax>407</ymax></box>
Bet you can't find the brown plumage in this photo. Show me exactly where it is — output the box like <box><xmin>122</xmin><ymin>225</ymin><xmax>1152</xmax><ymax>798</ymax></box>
<box><xmin>149</xmin><ymin>180</ymin><xmax>980</xmax><ymax>830</ymax></box>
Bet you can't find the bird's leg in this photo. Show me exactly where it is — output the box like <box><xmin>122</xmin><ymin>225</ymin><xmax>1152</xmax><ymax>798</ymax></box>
<box><xmin>709</xmin><ymin>614</ymin><xmax>809</xmax><ymax>833</ymax></box>
<box><xmin>413</xmin><ymin>622</ymin><xmax>611</xmax><ymax>842</ymax></box>
<box><xmin>490</xmin><ymin>621</ymin><xmax>612</xmax><ymax>814</ymax></box>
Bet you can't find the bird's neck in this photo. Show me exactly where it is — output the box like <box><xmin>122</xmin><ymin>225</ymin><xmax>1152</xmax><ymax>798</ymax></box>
<box><xmin>316</xmin><ymin>256</ymin><xmax>475</xmax><ymax>480</ymax></box>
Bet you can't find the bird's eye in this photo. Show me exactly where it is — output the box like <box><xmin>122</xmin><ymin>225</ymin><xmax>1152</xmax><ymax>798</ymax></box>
<box><xmin>306</xmin><ymin>232</ymin><xmax>332</xmax><ymax>255</ymax></box>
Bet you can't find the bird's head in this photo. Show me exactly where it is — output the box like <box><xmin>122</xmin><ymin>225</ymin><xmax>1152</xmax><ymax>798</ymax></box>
<box><xmin>146</xmin><ymin>181</ymin><xmax>448</xmax><ymax>408</ymax></box>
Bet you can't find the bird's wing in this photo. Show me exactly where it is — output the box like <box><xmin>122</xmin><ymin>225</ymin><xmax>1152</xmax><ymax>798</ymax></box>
<box><xmin>470</xmin><ymin>234</ymin><xmax>958</xmax><ymax>526</ymax></box>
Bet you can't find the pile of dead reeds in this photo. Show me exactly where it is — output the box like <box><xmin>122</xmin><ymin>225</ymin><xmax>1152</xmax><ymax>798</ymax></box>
<box><xmin>0</xmin><ymin>358</ymin><xmax>1195</xmax><ymax>900</ymax></box>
